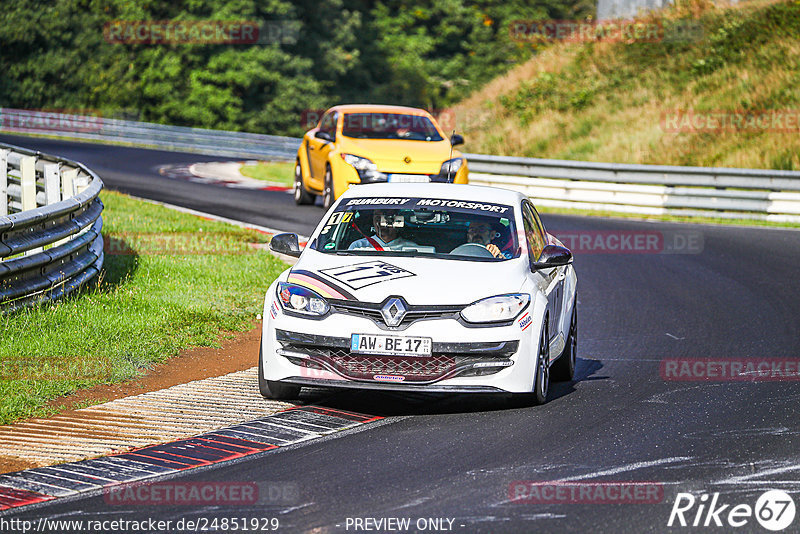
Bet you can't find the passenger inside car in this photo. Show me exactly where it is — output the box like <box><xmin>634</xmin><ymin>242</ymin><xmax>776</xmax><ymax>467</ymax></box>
<box><xmin>348</xmin><ymin>210</ymin><xmax>419</xmax><ymax>251</ymax></box>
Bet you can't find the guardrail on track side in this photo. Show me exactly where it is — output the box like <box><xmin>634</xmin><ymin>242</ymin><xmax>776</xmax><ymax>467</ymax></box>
<box><xmin>2</xmin><ymin>108</ymin><xmax>799</xmax><ymax>222</ymax></box>
<box><xmin>0</xmin><ymin>107</ymin><xmax>301</xmax><ymax>161</ymax></box>
<box><xmin>0</xmin><ymin>142</ymin><xmax>104</xmax><ymax>312</ymax></box>
<box><xmin>464</xmin><ymin>153</ymin><xmax>800</xmax><ymax>223</ymax></box>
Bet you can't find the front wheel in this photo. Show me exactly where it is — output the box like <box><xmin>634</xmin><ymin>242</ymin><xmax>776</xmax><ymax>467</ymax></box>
<box><xmin>258</xmin><ymin>345</ymin><xmax>301</xmax><ymax>400</ymax></box>
<box><xmin>322</xmin><ymin>166</ymin><xmax>335</xmax><ymax>210</ymax></box>
<box><xmin>293</xmin><ymin>161</ymin><xmax>314</xmax><ymax>205</ymax></box>
<box><xmin>532</xmin><ymin>318</ymin><xmax>550</xmax><ymax>405</ymax></box>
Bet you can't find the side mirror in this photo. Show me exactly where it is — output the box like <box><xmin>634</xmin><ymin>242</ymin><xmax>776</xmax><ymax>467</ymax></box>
<box><xmin>314</xmin><ymin>131</ymin><xmax>333</xmax><ymax>142</ymax></box>
<box><xmin>532</xmin><ymin>244</ymin><xmax>572</xmax><ymax>269</ymax></box>
<box><xmin>269</xmin><ymin>233</ymin><xmax>302</xmax><ymax>258</ymax></box>
<box><xmin>450</xmin><ymin>133</ymin><xmax>464</xmax><ymax>146</ymax></box>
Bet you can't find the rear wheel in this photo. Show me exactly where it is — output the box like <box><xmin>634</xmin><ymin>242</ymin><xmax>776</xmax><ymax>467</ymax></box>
<box><xmin>293</xmin><ymin>161</ymin><xmax>314</xmax><ymax>205</ymax></box>
<box><xmin>552</xmin><ymin>299</ymin><xmax>577</xmax><ymax>381</ymax></box>
<box><xmin>258</xmin><ymin>345</ymin><xmax>301</xmax><ymax>400</ymax></box>
<box><xmin>532</xmin><ymin>318</ymin><xmax>550</xmax><ymax>405</ymax></box>
<box><xmin>322</xmin><ymin>165</ymin><xmax>334</xmax><ymax>210</ymax></box>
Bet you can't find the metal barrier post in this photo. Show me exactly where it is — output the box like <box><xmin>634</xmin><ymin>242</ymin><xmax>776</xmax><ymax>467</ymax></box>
<box><xmin>0</xmin><ymin>149</ymin><xmax>7</xmax><ymax>216</ymax></box>
<box><xmin>62</xmin><ymin>168</ymin><xmax>77</xmax><ymax>199</ymax></box>
<box><xmin>44</xmin><ymin>163</ymin><xmax>61</xmax><ymax>205</ymax></box>
<box><xmin>20</xmin><ymin>155</ymin><xmax>36</xmax><ymax>211</ymax></box>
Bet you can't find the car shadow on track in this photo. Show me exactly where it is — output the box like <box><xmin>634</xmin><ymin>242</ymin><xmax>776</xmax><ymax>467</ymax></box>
<box><xmin>304</xmin><ymin>357</ymin><xmax>606</xmax><ymax>417</ymax></box>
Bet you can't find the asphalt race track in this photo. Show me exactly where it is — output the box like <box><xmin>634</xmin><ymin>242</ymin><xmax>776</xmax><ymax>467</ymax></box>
<box><xmin>0</xmin><ymin>134</ymin><xmax>320</xmax><ymax>236</ymax></box>
<box><xmin>3</xmin><ymin>134</ymin><xmax>800</xmax><ymax>532</ymax></box>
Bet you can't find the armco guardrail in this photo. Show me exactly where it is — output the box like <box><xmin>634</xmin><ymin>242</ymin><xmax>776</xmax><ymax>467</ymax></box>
<box><xmin>1</xmin><ymin>142</ymin><xmax>104</xmax><ymax>312</ymax></box>
<box><xmin>0</xmin><ymin>107</ymin><xmax>300</xmax><ymax>161</ymax></box>
<box><xmin>2</xmin><ymin>108</ymin><xmax>799</xmax><ymax>222</ymax></box>
<box><xmin>465</xmin><ymin>153</ymin><xmax>800</xmax><ymax>223</ymax></box>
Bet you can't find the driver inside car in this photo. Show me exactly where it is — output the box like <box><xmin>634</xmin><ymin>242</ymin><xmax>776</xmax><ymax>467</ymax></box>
<box><xmin>465</xmin><ymin>221</ymin><xmax>504</xmax><ymax>258</ymax></box>
<box><xmin>348</xmin><ymin>210</ymin><xmax>419</xmax><ymax>251</ymax></box>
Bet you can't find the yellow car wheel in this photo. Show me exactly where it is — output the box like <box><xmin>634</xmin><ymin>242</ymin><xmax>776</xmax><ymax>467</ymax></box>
<box><xmin>322</xmin><ymin>165</ymin><xmax>335</xmax><ymax>210</ymax></box>
<box><xmin>293</xmin><ymin>161</ymin><xmax>315</xmax><ymax>205</ymax></box>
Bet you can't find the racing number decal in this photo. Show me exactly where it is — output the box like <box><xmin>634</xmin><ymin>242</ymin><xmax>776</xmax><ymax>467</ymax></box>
<box><xmin>321</xmin><ymin>211</ymin><xmax>353</xmax><ymax>234</ymax></box>
<box><xmin>320</xmin><ymin>261</ymin><xmax>415</xmax><ymax>290</ymax></box>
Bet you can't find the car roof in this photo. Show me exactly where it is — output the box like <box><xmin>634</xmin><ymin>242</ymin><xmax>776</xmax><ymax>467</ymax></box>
<box><xmin>329</xmin><ymin>104</ymin><xmax>432</xmax><ymax>115</ymax></box>
<box><xmin>337</xmin><ymin>183</ymin><xmax>527</xmax><ymax>207</ymax></box>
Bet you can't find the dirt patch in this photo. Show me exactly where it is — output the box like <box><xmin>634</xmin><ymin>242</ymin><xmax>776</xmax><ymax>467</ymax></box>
<box><xmin>0</xmin><ymin>323</ymin><xmax>263</xmax><ymax>474</ymax></box>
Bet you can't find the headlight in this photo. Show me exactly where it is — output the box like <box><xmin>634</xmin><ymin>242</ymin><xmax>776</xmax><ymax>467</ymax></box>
<box><xmin>277</xmin><ymin>283</ymin><xmax>330</xmax><ymax>316</ymax></box>
<box><xmin>439</xmin><ymin>157</ymin><xmax>463</xmax><ymax>176</ymax></box>
<box><xmin>341</xmin><ymin>153</ymin><xmax>386</xmax><ymax>182</ymax></box>
<box><xmin>460</xmin><ymin>294</ymin><xmax>530</xmax><ymax>323</ymax></box>
<box><xmin>341</xmin><ymin>153</ymin><xmax>377</xmax><ymax>172</ymax></box>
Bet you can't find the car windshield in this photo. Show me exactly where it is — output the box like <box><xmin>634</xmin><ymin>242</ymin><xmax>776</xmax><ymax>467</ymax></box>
<box><xmin>311</xmin><ymin>197</ymin><xmax>519</xmax><ymax>261</ymax></box>
<box><xmin>341</xmin><ymin>113</ymin><xmax>444</xmax><ymax>141</ymax></box>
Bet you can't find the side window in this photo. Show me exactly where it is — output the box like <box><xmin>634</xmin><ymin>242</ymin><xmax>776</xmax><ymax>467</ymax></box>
<box><xmin>319</xmin><ymin>111</ymin><xmax>337</xmax><ymax>140</ymax></box>
<box><xmin>522</xmin><ymin>201</ymin><xmax>545</xmax><ymax>263</ymax></box>
<box><xmin>531</xmin><ymin>204</ymin><xmax>546</xmax><ymax>237</ymax></box>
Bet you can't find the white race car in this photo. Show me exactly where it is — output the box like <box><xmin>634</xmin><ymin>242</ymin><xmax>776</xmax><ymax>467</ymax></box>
<box><xmin>261</xmin><ymin>183</ymin><xmax>577</xmax><ymax>404</ymax></box>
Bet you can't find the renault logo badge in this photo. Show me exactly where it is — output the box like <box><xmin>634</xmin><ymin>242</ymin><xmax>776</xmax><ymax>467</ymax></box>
<box><xmin>403</xmin><ymin>156</ymin><xmax>412</xmax><ymax>164</ymax></box>
<box><xmin>381</xmin><ymin>298</ymin><xmax>407</xmax><ymax>327</ymax></box>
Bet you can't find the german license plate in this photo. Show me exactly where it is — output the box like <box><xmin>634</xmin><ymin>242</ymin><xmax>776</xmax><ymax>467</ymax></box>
<box><xmin>350</xmin><ymin>334</ymin><xmax>432</xmax><ymax>357</ymax></box>
<box><xmin>388</xmin><ymin>174</ymin><xmax>430</xmax><ymax>183</ymax></box>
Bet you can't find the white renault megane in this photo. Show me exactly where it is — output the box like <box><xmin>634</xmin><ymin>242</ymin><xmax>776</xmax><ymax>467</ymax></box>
<box><xmin>261</xmin><ymin>183</ymin><xmax>577</xmax><ymax>404</ymax></box>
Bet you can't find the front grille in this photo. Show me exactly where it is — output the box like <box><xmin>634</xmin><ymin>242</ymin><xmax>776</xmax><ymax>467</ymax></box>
<box><xmin>329</xmin><ymin>299</ymin><xmax>461</xmax><ymax>330</ymax></box>
<box><xmin>334</xmin><ymin>354</ymin><xmax>455</xmax><ymax>380</ymax></box>
<box><xmin>276</xmin><ymin>330</ymin><xmax>517</xmax><ymax>383</ymax></box>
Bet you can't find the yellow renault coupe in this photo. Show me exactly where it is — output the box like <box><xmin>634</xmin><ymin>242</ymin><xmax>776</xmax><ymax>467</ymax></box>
<box><xmin>294</xmin><ymin>104</ymin><xmax>469</xmax><ymax>208</ymax></box>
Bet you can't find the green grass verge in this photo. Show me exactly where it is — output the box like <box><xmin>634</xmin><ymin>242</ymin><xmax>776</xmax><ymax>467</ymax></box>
<box><xmin>0</xmin><ymin>191</ymin><xmax>288</xmax><ymax>425</ymax></box>
<box><xmin>240</xmin><ymin>161</ymin><xmax>295</xmax><ymax>187</ymax></box>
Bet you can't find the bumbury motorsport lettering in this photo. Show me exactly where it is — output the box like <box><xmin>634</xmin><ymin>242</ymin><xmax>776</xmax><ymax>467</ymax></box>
<box><xmin>343</xmin><ymin>197</ymin><xmax>510</xmax><ymax>213</ymax></box>
<box><xmin>415</xmin><ymin>199</ymin><xmax>509</xmax><ymax>213</ymax></box>
<box><xmin>347</xmin><ymin>198</ymin><xmax>411</xmax><ymax>206</ymax></box>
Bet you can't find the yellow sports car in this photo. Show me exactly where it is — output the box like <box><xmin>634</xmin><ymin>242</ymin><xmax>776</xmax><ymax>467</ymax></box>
<box><xmin>294</xmin><ymin>104</ymin><xmax>469</xmax><ymax>208</ymax></box>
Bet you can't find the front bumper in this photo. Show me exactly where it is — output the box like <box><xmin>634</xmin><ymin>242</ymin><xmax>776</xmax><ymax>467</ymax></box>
<box><xmin>276</xmin><ymin>377</ymin><xmax>506</xmax><ymax>393</ymax></box>
<box><xmin>262</xmin><ymin>295</ymin><xmax>537</xmax><ymax>394</ymax></box>
<box><xmin>335</xmin><ymin>159</ymin><xmax>469</xmax><ymax>188</ymax></box>
<box><xmin>276</xmin><ymin>329</ymin><xmax>518</xmax><ymax>385</ymax></box>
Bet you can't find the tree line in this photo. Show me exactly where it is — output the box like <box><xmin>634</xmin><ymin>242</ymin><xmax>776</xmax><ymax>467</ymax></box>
<box><xmin>0</xmin><ymin>0</ymin><xmax>593</xmax><ymax>136</ymax></box>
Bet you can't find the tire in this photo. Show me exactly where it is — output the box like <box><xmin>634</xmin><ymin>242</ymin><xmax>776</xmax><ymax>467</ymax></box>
<box><xmin>258</xmin><ymin>345</ymin><xmax>301</xmax><ymax>400</ymax></box>
<box><xmin>532</xmin><ymin>318</ymin><xmax>550</xmax><ymax>405</ymax></box>
<box><xmin>293</xmin><ymin>161</ymin><xmax>314</xmax><ymax>205</ymax></box>
<box><xmin>322</xmin><ymin>165</ymin><xmax>334</xmax><ymax>210</ymax></box>
<box><xmin>552</xmin><ymin>298</ymin><xmax>577</xmax><ymax>382</ymax></box>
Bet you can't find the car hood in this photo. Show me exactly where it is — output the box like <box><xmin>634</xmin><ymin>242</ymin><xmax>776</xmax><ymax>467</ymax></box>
<box><xmin>340</xmin><ymin>138</ymin><xmax>458</xmax><ymax>171</ymax></box>
<box><xmin>288</xmin><ymin>251</ymin><xmax>526</xmax><ymax>305</ymax></box>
